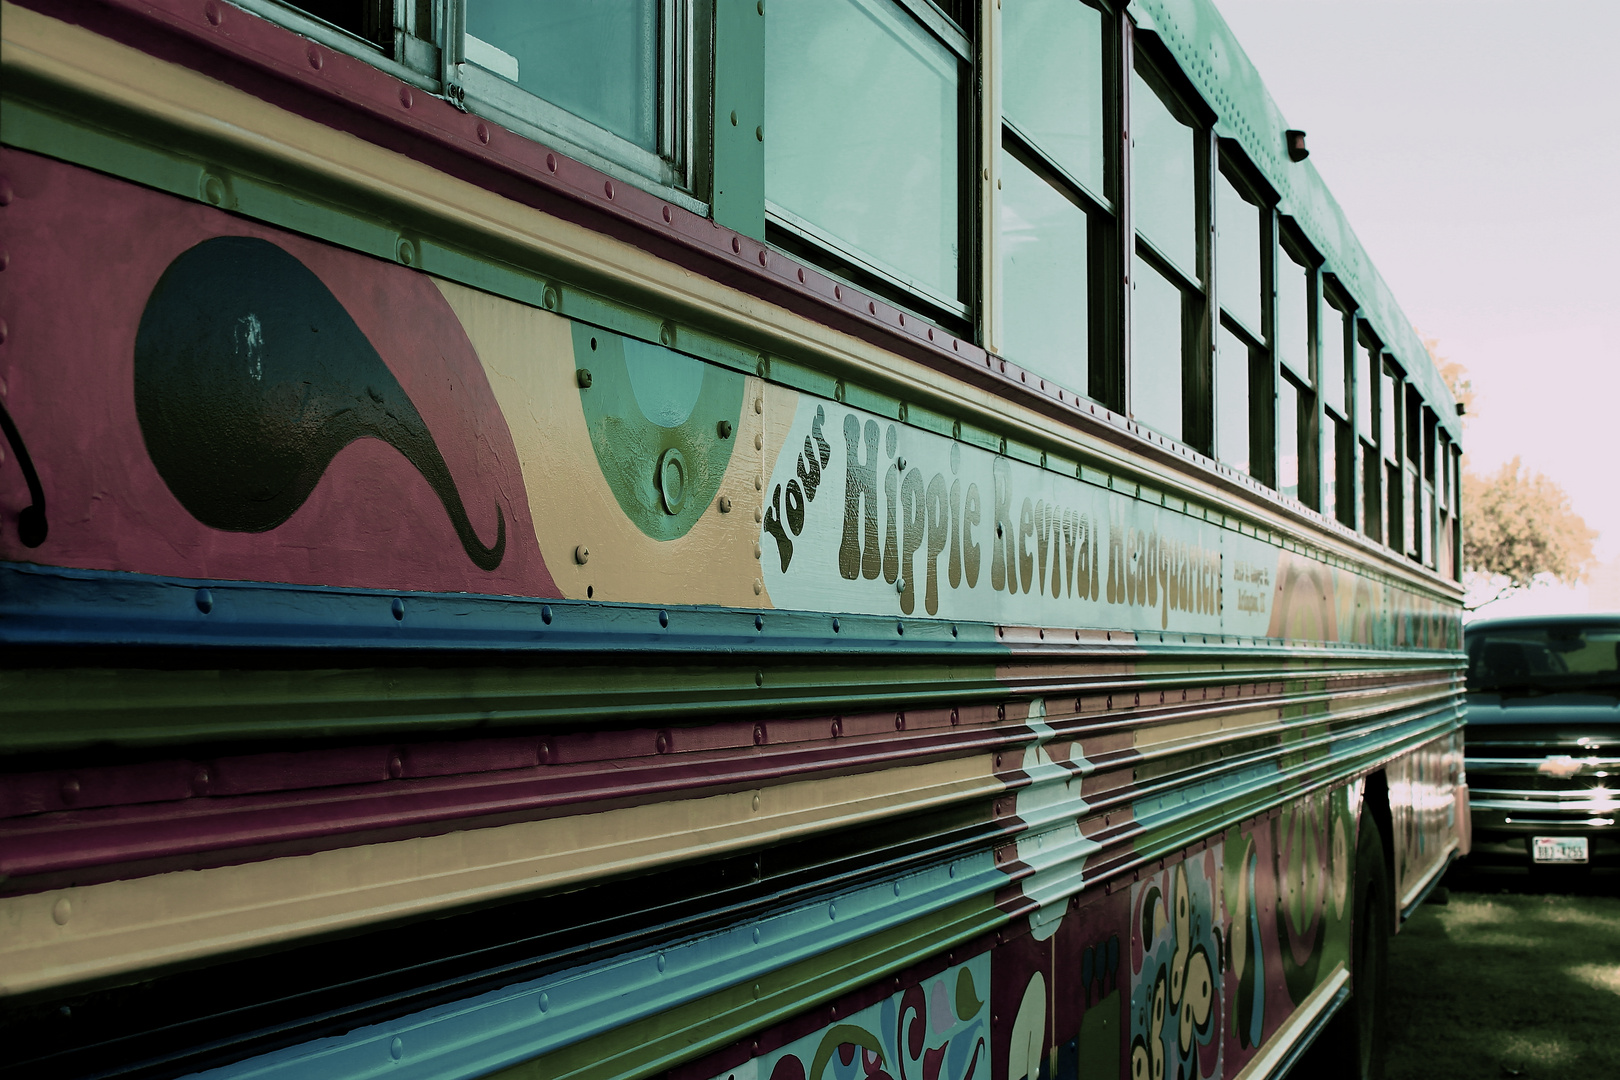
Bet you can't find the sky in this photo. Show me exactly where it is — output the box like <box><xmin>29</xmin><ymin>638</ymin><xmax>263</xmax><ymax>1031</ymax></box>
<box><xmin>1210</xmin><ymin>0</ymin><xmax>1620</xmax><ymax>611</ymax></box>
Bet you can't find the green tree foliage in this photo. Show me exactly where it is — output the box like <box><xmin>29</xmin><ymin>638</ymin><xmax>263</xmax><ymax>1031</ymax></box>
<box><xmin>1463</xmin><ymin>457</ymin><xmax>1595</xmax><ymax>609</ymax></box>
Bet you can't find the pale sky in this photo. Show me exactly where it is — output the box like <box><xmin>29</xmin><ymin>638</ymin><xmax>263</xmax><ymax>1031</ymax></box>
<box><xmin>1211</xmin><ymin>0</ymin><xmax>1620</xmax><ymax>594</ymax></box>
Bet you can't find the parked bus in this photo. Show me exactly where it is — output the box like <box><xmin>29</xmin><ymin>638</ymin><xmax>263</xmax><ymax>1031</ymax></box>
<box><xmin>0</xmin><ymin>2</ymin><xmax>1467</xmax><ymax>1078</ymax></box>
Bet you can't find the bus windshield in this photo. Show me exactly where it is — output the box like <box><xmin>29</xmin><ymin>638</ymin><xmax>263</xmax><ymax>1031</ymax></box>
<box><xmin>1466</xmin><ymin>624</ymin><xmax>1620</xmax><ymax>693</ymax></box>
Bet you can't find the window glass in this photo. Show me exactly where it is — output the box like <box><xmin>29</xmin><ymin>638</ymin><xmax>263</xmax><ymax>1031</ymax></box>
<box><xmin>1277</xmin><ymin>248</ymin><xmax>1310</xmax><ymax>382</ymax></box>
<box><xmin>1321</xmin><ymin>302</ymin><xmax>1348</xmax><ymax>415</ymax></box>
<box><xmin>766</xmin><ymin>0</ymin><xmax>962</xmax><ymax>302</ymax></box>
<box><xmin>1004</xmin><ymin>0</ymin><xmax>1104</xmax><ymax>196</ymax></box>
<box><xmin>1323</xmin><ymin>419</ymin><xmax>1338</xmax><ymax>521</ymax></box>
<box><xmin>1355</xmin><ymin>336</ymin><xmax>1374</xmax><ymax>440</ymax></box>
<box><xmin>1001</xmin><ymin>150</ymin><xmax>1089</xmax><ymax>395</ymax></box>
<box><xmin>1381</xmin><ymin>367</ymin><xmax>1396</xmax><ymax>461</ymax></box>
<box><xmin>1215</xmin><ymin>324</ymin><xmax>1250</xmax><ymax>474</ymax></box>
<box><xmin>467</xmin><ymin>1</ymin><xmax>660</xmax><ymax>151</ymax></box>
<box><xmin>1422</xmin><ymin>483</ymin><xmax>1434</xmax><ymax>566</ymax></box>
<box><xmin>1132</xmin><ymin>254</ymin><xmax>1183</xmax><ymax>438</ymax></box>
<box><xmin>1216</xmin><ymin>172</ymin><xmax>1262</xmax><ymax>336</ymax></box>
<box><xmin>1278</xmin><ymin>376</ymin><xmax>1300</xmax><ymax>500</ymax></box>
<box><xmin>1130</xmin><ymin>71</ymin><xmax>1195</xmax><ymax>277</ymax></box>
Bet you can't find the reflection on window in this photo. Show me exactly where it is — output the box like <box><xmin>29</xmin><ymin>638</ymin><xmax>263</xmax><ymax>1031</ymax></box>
<box><xmin>1215</xmin><ymin>325</ymin><xmax>1249</xmax><ymax>474</ymax></box>
<box><xmin>1277</xmin><ymin>248</ymin><xmax>1310</xmax><ymax>382</ymax></box>
<box><xmin>1279</xmin><ymin>376</ymin><xmax>1300</xmax><ymax>500</ymax></box>
<box><xmin>1322</xmin><ymin>302</ymin><xmax>1349</xmax><ymax>416</ymax></box>
<box><xmin>467</xmin><ymin>1</ymin><xmax>660</xmax><ymax>151</ymax></box>
<box><xmin>766</xmin><ymin>0</ymin><xmax>962</xmax><ymax>303</ymax></box>
<box><xmin>289</xmin><ymin>1</ymin><xmax>386</xmax><ymax>45</ymax></box>
<box><xmin>1001</xmin><ymin>150</ymin><xmax>1089</xmax><ymax>395</ymax></box>
<box><xmin>1217</xmin><ymin>172</ymin><xmax>1262</xmax><ymax>336</ymax></box>
<box><xmin>1381</xmin><ymin>368</ymin><xmax>1396</xmax><ymax>460</ymax></box>
<box><xmin>1132</xmin><ymin>254</ymin><xmax>1183</xmax><ymax>439</ymax></box>
<box><xmin>1130</xmin><ymin>71</ymin><xmax>1195</xmax><ymax>276</ymax></box>
<box><xmin>1355</xmin><ymin>336</ymin><xmax>1374</xmax><ymax>440</ymax></box>
<box><xmin>1004</xmin><ymin>0</ymin><xmax>1104</xmax><ymax>196</ymax></box>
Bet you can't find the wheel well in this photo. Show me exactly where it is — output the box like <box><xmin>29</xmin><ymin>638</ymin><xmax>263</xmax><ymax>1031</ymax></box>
<box><xmin>1361</xmin><ymin>769</ymin><xmax>1397</xmax><ymax>924</ymax></box>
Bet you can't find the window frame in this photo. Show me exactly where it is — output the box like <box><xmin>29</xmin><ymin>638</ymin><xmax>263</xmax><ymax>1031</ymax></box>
<box><xmin>763</xmin><ymin>0</ymin><xmax>976</xmax><ymax>322</ymax></box>
<box><xmin>994</xmin><ymin>0</ymin><xmax>1122</xmax><ymax>408</ymax></box>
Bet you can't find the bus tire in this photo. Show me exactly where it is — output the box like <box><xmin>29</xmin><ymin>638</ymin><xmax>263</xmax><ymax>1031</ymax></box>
<box><xmin>1295</xmin><ymin>811</ymin><xmax>1391</xmax><ymax>1080</ymax></box>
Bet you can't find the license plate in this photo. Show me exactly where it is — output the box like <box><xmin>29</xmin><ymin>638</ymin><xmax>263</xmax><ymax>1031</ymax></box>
<box><xmin>1532</xmin><ymin>836</ymin><xmax>1589</xmax><ymax>864</ymax></box>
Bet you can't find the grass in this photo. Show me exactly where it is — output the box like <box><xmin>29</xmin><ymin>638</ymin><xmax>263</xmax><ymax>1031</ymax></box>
<box><xmin>1384</xmin><ymin>878</ymin><xmax>1620</xmax><ymax>1079</ymax></box>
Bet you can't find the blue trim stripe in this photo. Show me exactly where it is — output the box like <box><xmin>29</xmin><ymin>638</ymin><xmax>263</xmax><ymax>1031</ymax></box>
<box><xmin>194</xmin><ymin>854</ymin><xmax>1002</xmax><ymax>1080</ymax></box>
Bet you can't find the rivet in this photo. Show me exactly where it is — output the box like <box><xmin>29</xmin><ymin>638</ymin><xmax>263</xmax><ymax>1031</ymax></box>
<box><xmin>754</xmin><ymin>397</ymin><xmax>764</xmax><ymax>414</ymax></box>
<box><xmin>541</xmin><ymin>604</ymin><xmax>553</xmax><ymax>624</ymax></box>
<box><xmin>754</xmin><ymin>507</ymin><xmax>762</xmax><ymax>522</ymax></box>
<box><xmin>832</xmin><ymin>716</ymin><xmax>843</xmax><ymax>737</ymax></box>
<box><xmin>657</xmin><ymin>952</ymin><xmax>667</xmax><ymax>972</ymax></box>
<box><xmin>754</xmin><ymin>580</ymin><xmax>763</xmax><ymax>595</ymax></box>
<box><xmin>730</xmin><ymin>110</ymin><xmax>738</xmax><ymax>126</ymax></box>
<box><xmin>755</xmin><ymin>475</ymin><xmax>764</xmax><ymax>491</ymax></box>
<box><xmin>656</xmin><ymin>731</ymin><xmax>671</xmax><ymax>754</ymax></box>
<box><xmin>195</xmin><ymin>588</ymin><xmax>213</xmax><ymax>614</ymax></box>
<box><xmin>733</xmin><ymin>236</ymin><xmax>742</xmax><ymax>254</ymax></box>
<box><xmin>829</xmin><ymin>902</ymin><xmax>838</xmax><ymax>920</ymax></box>
<box><xmin>758</xmin><ymin>249</ymin><xmax>768</xmax><ymax>266</ymax></box>
<box><xmin>205</xmin><ymin>1</ymin><xmax>222</xmax><ymax>26</ymax></box>
<box><xmin>718</xmin><ymin>419</ymin><xmax>733</xmax><ymax>439</ymax></box>
<box><xmin>603</xmin><ymin>179</ymin><xmax>613</xmax><ymax>198</ymax></box>
<box><xmin>388</xmin><ymin>753</ymin><xmax>404</xmax><ymax>778</ymax></box>
<box><xmin>754</xmin><ymin>543</ymin><xmax>762</xmax><ymax>559</ymax></box>
<box><xmin>538</xmin><ymin>738</ymin><xmax>552</xmax><ymax>764</ymax></box>
<box><xmin>52</xmin><ymin>898</ymin><xmax>72</xmax><ymax>925</ymax></box>
<box><xmin>542</xmin><ymin>284</ymin><xmax>559</xmax><ymax>309</ymax></box>
<box><xmin>660</xmin><ymin>321</ymin><xmax>676</xmax><ymax>346</ymax></box>
<box><xmin>868</xmin><ymin>301</ymin><xmax>877</xmax><ymax>314</ymax></box>
<box><xmin>950</xmin><ymin>708</ymin><xmax>959</xmax><ymax>725</ymax></box>
<box><xmin>834</xmin><ymin>285</ymin><xmax>842</xmax><ymax>300</ymax></box>
<box><xmin>662</xmin><ymin>205</ymin><xmax>673</xmax><ymax>223</ymax></box>
<box><xmin>894</xmin><ymin>712</ymin><xmax>905</xmax><ymax>731</ymax></box>
<box><xmin>306</xmin><ymin>44</ymin><xmax>323</xmax><ymax>69</ymax></box>
<box><xmin>718</xmin><ymin>495</ymin><xmax>733</xmax><ymax>513</ymax></box>
<box><xmin>756</xmin><ymin>126</ymin><xmax>763</xmax><ymax>142</ymax></box>
<box><xmin>752</xmin><ymin>792</ymin><xmax>762</xmax><ymax>811</ymax></box>
<box><xmin>390</xmin><ymin>1037</ymin><xmax>403</xmax><ymax>1061</ymax></box>
<box><xmin>752</xmin><ymin>927</ymin><xmax>761</xmax><ymax>944</ymax></box>
<box><xmin>898</xmin><ymin>313</ymin><xmax>906</xmax><ymax>326</ymax></box>
<box><xmin>758</xmin><ymin>0</ymin><xmax>764</xmax><ymax>13</ymax></box>
<box><xmin>755</xmin><ymin>614</ymin><xmax>764</xmax><ymax>631</ymax></box>
<box><xmin>952</xmin><ymin>624</ymin><xmax>959</xmax><ymax>638</ymax></box>
<box><xmin>754</xmin><ymin>433</ymin><xmax>763</xmax><ymax>450</ymax></box>
<box><xmin>755</xmin><ymin>670</ymin><xmax>764</xmax><ymax>687</ymax></box>
<box><xmin>895</xmin><ymin>577</ymin><xmax>906</xmax><ymax>594</ymax></box>
<box><xmin>893</xmin><ymin>881</ymin><xmax>902</xmax><ymax>896</ymax></box>
<box><xmin>538</xmin><ymin>992</ymin><xmax>549</xmax><ymax>1012</ymax></box>
<box><xmin>754</xmin><ymin>723</ymin><xmax>766</xmax><ymax>746</ymax></box>
<box><xmin>395</xmin><ymin>237</ymin><xmax>415</xmax><ymax>266</ymax></box>
<box><xmin>574</xmin><ymin>545</ymin><xmax>590</xmax><ymax>565</ymax></box>
<box><xmin>831</xmin><ymin>618</ymin><xmax>840</xmax><ymax>633</ymax></box>
<box><xmin>659</xmin><ymin>609</ymin><xmax>669</xmax><ymax>628</ymax></box>
<box><xmin>546</xmin><ymin>153</ymin><xmax>557</xmax><ymax>173</ymax></box>
<box><xmin>201</xmin><ymin>174</ymin><xmax>225</xmax><ymax>206</ymax></box>
<box><xmin>60</xmin><ymin>777</ymin><xmax>80</xmax><ymax>804</ymax></box>
<box><xmin>897</xmin><ymin>457</ymin><xmax>906</xmax><ymax>470</ymax></box>
<box><xmin>896</xmin><ymin>621</ymin><xmax>904</xmax><ymax>635</ymax></box>
<box><xmin>399</xmin><ymin>86</ymin><xmax>413</xmax><ymax>109</ymax></box>
<box><xmin>391</xmin><ymin>596</ymin><xmax>405</xmax><ymax>621</ymax></box>
<box><xmin>797</xmin><ymin>268</ymin><xmax>805</xmax><ymax>283</ymax></box>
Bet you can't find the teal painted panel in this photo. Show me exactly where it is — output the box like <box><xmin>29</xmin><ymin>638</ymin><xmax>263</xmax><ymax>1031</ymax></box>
<box><xmin>712</xmin><ymin>0</ymin><xmax>766</xmax><ymax>239</ymax></box>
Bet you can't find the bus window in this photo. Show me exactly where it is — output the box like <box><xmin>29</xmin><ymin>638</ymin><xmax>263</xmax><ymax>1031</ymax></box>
<box><xmin>1132</xmin><ymin>253</ymin><xmax>1186</xmax><ymax>439</ymax></box>
<box><xmin>1321</xmin><ymin>297</ymin><xmax>1350</xmax><ymax>417</ymax></box>
<box><xmin>999</xmin><ymin>0</ymin><xmax>1112</xmax><ymax>399</ymax></box>
<box><xmin>1130</xmin><ymin>63</ymin><xmax>1201</xmax><ymax>443</ymax></box>
<box><xmin>1000</xmin><ymin>150</ymin><xmax>1090</xmax><ymax>395</ymax></box>
<box><xmin>1216</xmin><ymin>324</ymin><xmax>1250</xmax><ymax>475</ymax></box>
<box><xmin>1279</xmin><ymin>373</ymin><xmax>1307</xmax><ymax>501</ymax></box>
<box><xmin>1277</xmin><ymin>243</ymin><xmax>1312</xmax><ymax>385</ymax></box>
<box><xmin>466</xmin><ymin>1</ymin><xmax>663</xmax><ymax>152</ymax></box>
<box><xmin>1130</xmin><ymin>70</ymin><xmax>1196</xmax><ymax>278</ymax></box>
<box><xmin>766</xmin><ymin>0</ymin><xmax>965</xmax><ymax>309</ymax></box>
<box><xmin>1003</xmin><ymin>0</ymin><xmax>1106</xmax><ymax>199</ymax></box>
<box><xmin>1216</xmin><ymin>170</ymin><xmax>1263</xmax><ymax>338</ymax></box>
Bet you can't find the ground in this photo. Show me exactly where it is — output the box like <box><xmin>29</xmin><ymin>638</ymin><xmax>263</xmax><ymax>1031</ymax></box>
<box><xmin>1384</xmin><ymin>867</ymin><xmax>1620</xmax><ymax>1079</ymax></box>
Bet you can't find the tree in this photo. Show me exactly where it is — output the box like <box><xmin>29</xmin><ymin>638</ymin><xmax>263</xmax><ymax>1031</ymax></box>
<box><xmin>1421</xmin><ymin>334</ymin><xmax>1474</xmax><ymax>419</ymax></box>
<box><xmin>1463</xmin><ymin>457</ymin><xmax>1596</xmax><ymax>610</ymax></box>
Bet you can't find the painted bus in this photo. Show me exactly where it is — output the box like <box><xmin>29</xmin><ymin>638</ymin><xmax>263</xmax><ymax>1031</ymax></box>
<box><xmin>1</xmin><ymin>2</ymin><xmax>1467</xmax><ymax>1078</ymax></box>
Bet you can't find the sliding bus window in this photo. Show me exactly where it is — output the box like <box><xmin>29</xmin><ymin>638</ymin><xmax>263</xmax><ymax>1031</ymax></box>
<box><xmin>1320</xmin><ymin>292</ymin><xmax>1354</xmax><ymax>527</ymax></box>
<box><xmin>1000</xmin><ymin>0</ymin><xmax>1114</xmax><ymax>400</ymax></box>
<box><xmin>1129</xmin><ymin>60</ymin><xmax>1203</xmax><ymax>446</ymax></box>
<box><xmin>461</xmin><ymin>1</ymin><xmax>686</xmax><ymax>186</ymax></box>
<box><xmin>1382</xmin><ymin>361</ymin><xmax>1402</xmax><ymax>553</ymax></box>
<box><xmin>766</xmin><ymin>0</ymin><xmax>968</xmax><ymax>313</ymax></box>
<box><xmin>1214</xmin><ymin>158</ymin><xmax>1271</xmax><ymax>485</ymax></box>
<box><xmin>1422</xmin><ymin>407</ymin><xmax>1439</xmax><ymax>567</ymax></box>
<box><xmin>1356</xmin><ymin>327</ymin><xmax>1379</xmax><ymax>540</ymax></box>
<box><xmin>1276</xmin><ymin>239</ymin><xmax>1312</xmax><ymax>387</ymax></box>
<box><xmin>1278</xmin><ymin>372</ymin><xmax>1312</xmax><ymax>503</ymax></box>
